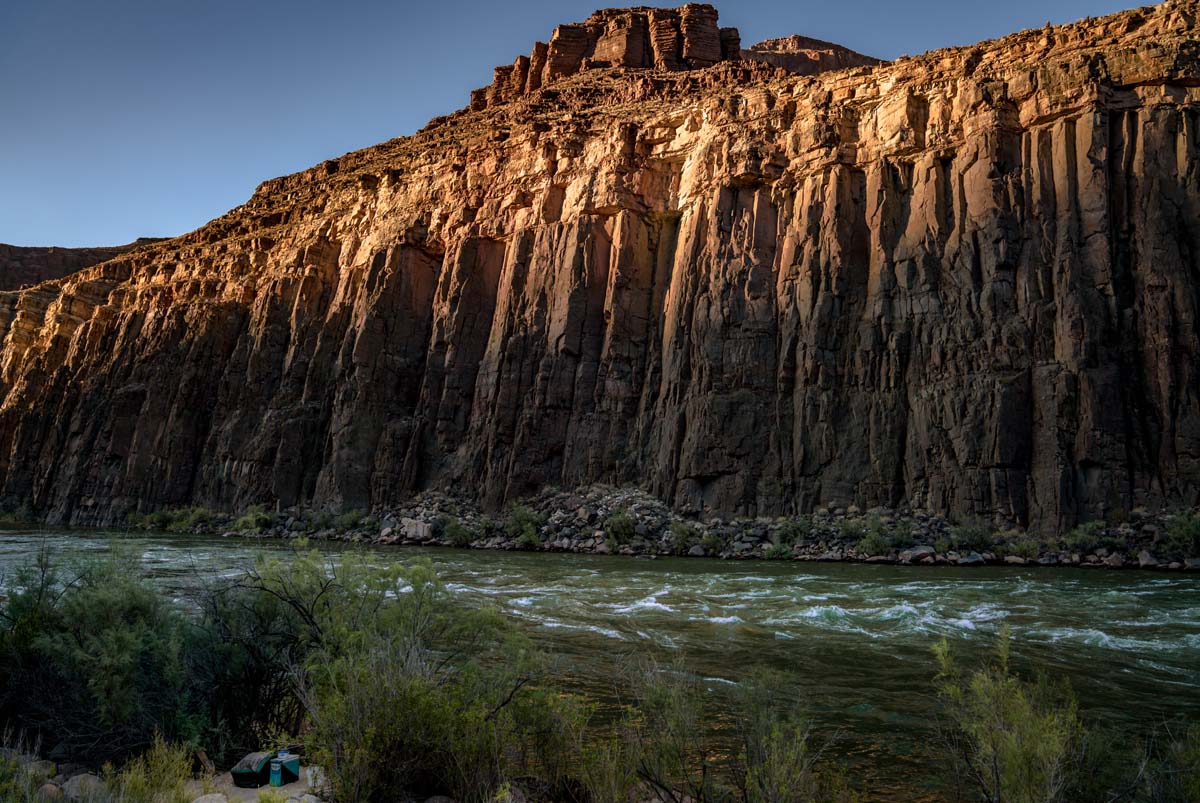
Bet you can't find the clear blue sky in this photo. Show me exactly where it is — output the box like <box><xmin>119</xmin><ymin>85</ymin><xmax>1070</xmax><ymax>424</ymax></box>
<box><xmin>1</xmin><ymin>0</ymin><xmax>1130</xmax><ymax>247</ymax></box>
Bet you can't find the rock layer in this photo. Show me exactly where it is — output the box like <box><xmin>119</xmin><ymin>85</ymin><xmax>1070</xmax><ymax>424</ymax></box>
<box><xmin>0</xmin><ymin>241</ymin><xmax>156</xmax><ymax>291</ymax></box>
<box><xmin>0</xmin><ymin>2</ymin><xmax>1199</xmax><ymax>529</ymax></box>
<box><xmin>742</xmin><ymin>35</ymin><xmax>882</xmax><ymax>75</ymax></box>
<box><xmin>468</xmin><ymin>4</ymin><xmax>877</xmax><ymax>111</ymax></box>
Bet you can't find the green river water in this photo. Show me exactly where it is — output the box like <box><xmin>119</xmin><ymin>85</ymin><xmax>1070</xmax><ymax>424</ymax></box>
<box><xmin>1</xmin><ymin>529</ymin><xmax>1197</xmax><ymax>800</ymax></box>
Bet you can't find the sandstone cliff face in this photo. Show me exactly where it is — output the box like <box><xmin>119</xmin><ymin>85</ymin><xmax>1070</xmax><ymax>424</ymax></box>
<box><xmin>0</xmin><ymin>2</ymin><xmax>1198</xmax><ymax>529</ymax></box>
<box><xmin>742</xmin><ymin>35</ymin><xmax>882</xmax><ymax>75</ymax></box>
<box><xmin>467</xmin><ymin>4</ymin><xmax>878</xmax><ymax>111</ymax></box>
<box><xmin>0</xmin><ymin>241</ymin><xmax>153</xmax><ymax>291</ymax></box>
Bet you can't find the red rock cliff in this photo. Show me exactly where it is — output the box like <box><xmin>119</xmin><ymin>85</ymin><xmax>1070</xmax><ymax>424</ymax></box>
<box><xmin>0</xmin><ymin>2</ymin><xmax>1198</xmax><ymax>529</ymax></box>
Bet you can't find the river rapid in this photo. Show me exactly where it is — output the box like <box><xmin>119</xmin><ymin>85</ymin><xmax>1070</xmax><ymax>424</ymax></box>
<box><xmin>1</xmin><ymin>529</ymin><xmax>1197</xmax><ymax>800</ymax></box>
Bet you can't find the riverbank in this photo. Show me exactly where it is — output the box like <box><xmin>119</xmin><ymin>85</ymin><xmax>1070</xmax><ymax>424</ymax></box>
<box><xmin>121</xmin><ymin>486</ymin><xmax>1200</xmax><ymax>571</ymax></box>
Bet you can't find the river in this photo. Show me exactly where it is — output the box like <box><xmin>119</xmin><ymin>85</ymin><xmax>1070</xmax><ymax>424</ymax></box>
<box><xmin>1</xmin><ymin>528</ymin><xmax>1197</xmax><ymax>800</ymax></box>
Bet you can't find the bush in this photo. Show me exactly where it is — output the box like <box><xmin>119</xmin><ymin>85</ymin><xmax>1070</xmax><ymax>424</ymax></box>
<box><xmin>668</xmin><ymin>522</ymin><xmax>700</xmax><ymax>555</ymax></box>
<box><xmin>620</xmin><ymin>660</ymin><xmax>718</xmax><ymax>802</ymax></box>
<box><xmin>107</xmin><ymin>735</ymin><xmax>193</xmax><ymax>803</ymax></box>
<box><xmin>699</xmin><ymin>531</ymin><xmax>727</xmax><ymax>556</ymax></box>
<box><xmin>734</xmin><ymin>671</ymin><xmax>863</xmax><ymax>803</ymax></box>
<box><xmin>233</xmin><ymin>505</ymin><xmax>273</xmax><ymax>534</ymax></box>
<box><xmin>933</xmin><ymin>629</ymin><xmax>1082</xmax><ymax>803</ymax></box>
<box><xmin>1163</xmin><ymin>512</ymin><xmax>1200</xmax><ymax>558</ymax></box>
<box><xmin>856</xmin><ymin>528</ymin><xmax>891</xmax><ymax>557</ymax></box>
<box><xmin>600</xmin><ymin>661</ymin><xmax>863</xmax><ymax>803</ymax></box>
<box><xmin>776</xmin><ymin>517</ymin><xmax>814</xmax><ymax>546</ymax></box>
<box><xmin>0</xmin><ymin>505</ymin><xmax>35</xmax><ymax>528</ymax></box>
<box><xmin>1001</xmin><ymin>535</ymin><xmax>1042</xmax><ymax>561</ymax></box>
<box><xmin>1065</xmin><ymin>520</ymin><xmax>1108</xmax><ymax>552</ymax></box>
<box><xmin>948</xmin><ymin>520</ymin><xmax>993</xmax><ymax>553</ymax></box>
<box><xmin>332</xmin><ymin>509</ymin><xmax>364</xmax><ymax>532</ymax></box>
<box><xmin>129</xmin><ymin>506</ymin><xmax>215</xmax><ymax>533</ymax></box>
<box><xmin>298</xmin><ymin>559</ymin><xmax>538</xmax><ymax>802</ymax></box>
<box><xmin>837</xmin><ymin>519</ymin><xmax>867</xmax><ymax>542</ymax></box>
<box><xmin>888</xmin><ymin>518</ymin><xmax>917</xmax><ymax>550</ymax></box>
<box><xmin>0</xmin><ymin>547</ymin><xmax>201</xmax><ymax>764</ymax></box>
<box><xmin>604</xmin><ymin>513</ymin><xmax>636</xmax><ymax>546</ymax></box>
<box><xmin>506</xmin><ymin>505</ymin><xmax>544</xmax><ymax>549</ymax></box>
<box><xmin>763</xmin><ymin>542</ymin><xmax>792</xmax><ymax>560</ymax></box>
<box><xmin>443</xmin><ymin>519</ymin><xmax>476</xmax><ymax>548</ymax></box>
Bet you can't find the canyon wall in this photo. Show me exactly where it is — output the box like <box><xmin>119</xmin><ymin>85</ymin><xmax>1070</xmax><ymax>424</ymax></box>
<box><xmin>0</xmin><ymin>241</ymin><xmax>155</xmax><ymax>291</ymax></box>
<box><xmin>0</xmin><ymin>2</ymin><xmax>1197</xmax><ymax>529</ymax></box>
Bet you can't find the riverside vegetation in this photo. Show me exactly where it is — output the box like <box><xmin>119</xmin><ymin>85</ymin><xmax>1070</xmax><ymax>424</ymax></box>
<box><xmin>122</xmin><ymin>486</ymin><xmax>1200</xmax><ymax>571</ymax></box>
<box><xmin>0</xmin><ymin>545</ymin><xmax>1196</xmax><ymax>802</ymax></box>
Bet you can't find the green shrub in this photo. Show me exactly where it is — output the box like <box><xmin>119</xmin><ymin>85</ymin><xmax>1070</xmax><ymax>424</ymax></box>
<box><xmin>233</xmin><ymin>505</ymin><xmax>273</xmax><ymax>534</ymax></box>
<box><xmin>0</xmin><ymin>547</ymin><xmax>200</xmax><ymax>764</ymax></box>
<box><xmin>443</xmin><ymin>519</ymin><xmax>475</xmax><ymax>548</ymax></box>
<box><xmin>856</xmin><ymin>528</ymin><xmax>892</xmax><ymax>557</ymax></box>
<box><xmin>837</xmin><ymin>518</ymin><xmax>867</xmax><ymax>542</ymax></box>
<box><xmin>763</xmin><ymin>542</ymin><xmax>792</xmax><ymax>560</ymax></box>
<box><xmin>888</xmin><ymin>518</ymin><xmax>917</xmax><ymax>550</ymax></box>
<box><xmin>0</xmin><ymin>755</ymin><xmax>36</xmax><ymax>802</ymax></box>
<box><xmin>1004</xmin><ymin>535</ymin><xmax>1041</xmax><ymax>561</ymax></box>
<box><xmin>734</xmin><ymin>670</ymin><xmax>864</xmax><ymax>803</ymax></box>
<box><xmin>307</xmin><ymin>510</ymin><xmax>336</xmax><ymax>531</ymax></box>
<box><xmin>1163</xmin><ymin>512</ymin><xmax>1200</xmax><ymax>558</ymax></box>
<box><xmin>699</xmin><ymin>531</ymin><xmax>727</xmax><ymax>556</ymax></box>
<box><xmin>0</xmin><ymin>505</ymin><xmax>35</xmax><ymax>528</ymax></box>
<box><xmin>603</xmin><ymin>661</ymin><xmax>863</xmax><ymax>803</ymax></box>
<box><xmin>948</xmin><ymin>520</ymin><xmax>993</xmax><ymax>553</ymax></box>
<box><xmin>604</xmin><ymin>512</ymin><xmax>636</xmax><ymax>546</ymax></box>
<box><xmin>129</xmin><ymin>506</ymin><xmax>215</xmax><ymax>533</ymax></box>
<box><xmin>505</xmin><ymin>505</ymin><xmax>545</xmax><ymax>548</ymax></box>
<box><xmin>332</xmin><ymin>509</ymin><xmax>364</xmax><ymax>532</ymax></box>
<box><xmin>933</xmin><ymin>629</ymin><xmax>1082</xmax><ymax>803</ymax></box>
<box><xmin>1065</xmin><ymin>520</ymin><xmax>1108</xmax><ymax>552</ymax></box>
<box><xmin>777</xmin><ymin>517</ymin><xmax>814</xmax><ymax>546</ymax></box>
<box><xmin>578</xmin><ymin>731</ymin><xmax>641</xmax><ymax>803</ymax></box>
<box><xmin>1143</xmin><ymin>722</ymin><xmax>1200</xmax><ymax>801</ymax></box>
<box><xmin>299</xmin><ymin>560</ymin><xmax>537</xmax><ymax>803</ymax></box>
<box><xmin>668</xmin><ymin>522</ymin><xmax>700</xmax><ymax>555</ymax></box>
<box><xmin>620</xmin><ymin>660</ymin><xmax>718</xmax><ymax>802</ymax></box>
<box><xmin>107</xmin><ymin>735</ymin><xmax>192</xmax><ymax>803</ymax></box>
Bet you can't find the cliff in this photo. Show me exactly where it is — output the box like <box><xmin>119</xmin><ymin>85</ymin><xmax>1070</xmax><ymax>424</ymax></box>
<box><xmin>0</xmin><ymin>241</ymin><xmax>158</xmax><ymax>291</ymax></box>
<box><xmin>0</xmin><ymin>2</ymin><xmax>1198</xmax><ymax>529</ymax></box>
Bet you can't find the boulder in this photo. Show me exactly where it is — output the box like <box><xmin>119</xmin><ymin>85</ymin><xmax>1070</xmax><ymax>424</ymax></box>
<box><xmin>1004</xmin><ymin>556</ymin><xmax>1027</xmax><ymax>565</ymax></box>
<box><xmin>1137</xmin><ymin>550</ymin><xmax>1159</xmax><ymax>569</ymax></box>
<box><xmin>958</xmin><ymin>552</ymin><xmax>986</xmax><ymax>566</ymax></box>
<box><xmin>62</xmin><ymin>774</ymin><xmax>103</xmax><ymax>801</ymax></box>
<box><xmin>401</xmin><ymin>517</ymin><xmax>433</xmax><ymax>540</ymax></box>
<box><xmin>899</xmin><ymin>546</ymin><xmax>935</xmax><ymax>563</ymax></box>
<box><xmin>687</xmin><ymin>544</ymin><xmax>706</xmax><ymax>557</ymax></box>
<box><xmin>1104</xmin><ymin>553</ymin><xmax>1126</xmax><ymax>568</ymax></box>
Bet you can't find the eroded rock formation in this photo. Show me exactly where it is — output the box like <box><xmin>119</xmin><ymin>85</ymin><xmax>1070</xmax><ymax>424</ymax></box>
<box><xmin>467</xmin><ymin>4</ymin><xmax>878</xmax><ymax>111</ymax></box>
<box><xmin>742</xmin><ymin>35</ymin><xmax>882</xmax><ymax>75</ymax></box>
<box><xmin>0</xmin><ymin>2</ymin><xmax>1198</xmax><ymax>529</ymax></box>
<box><xmin>0</xmin><ymin>241</ymin><xmax>156</xmax><ymax>291</ymax></box>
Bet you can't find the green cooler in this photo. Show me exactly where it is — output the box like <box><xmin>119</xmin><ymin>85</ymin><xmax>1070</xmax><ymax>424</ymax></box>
<box><xmin>269</xmin><ymin>751</ymin><xmax>300</xmax><ymax>787</ymax></box>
